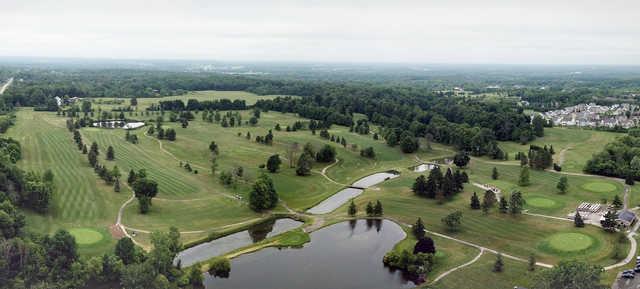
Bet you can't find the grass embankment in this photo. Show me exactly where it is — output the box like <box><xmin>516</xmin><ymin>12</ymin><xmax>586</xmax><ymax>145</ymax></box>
<box><xmin>199</xmin><ymin>229</ymin><xmax>311</xmax><ymax>271</ymax></box>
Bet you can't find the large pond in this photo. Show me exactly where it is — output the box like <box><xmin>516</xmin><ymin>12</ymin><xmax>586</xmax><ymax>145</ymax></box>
<box><xmin>204</xmin><ymin>219</ymin><xmax>416</xmax><ymax>289</ymax></box>
<box><xmin>175</xmin><ymin>218</ymin><xmax>303</xmax><ymax>267</ymax></box>
<box><xmin>306</xmin><ymin>172</ymin><xmax>399</xmax><ymax>214</ymax></box>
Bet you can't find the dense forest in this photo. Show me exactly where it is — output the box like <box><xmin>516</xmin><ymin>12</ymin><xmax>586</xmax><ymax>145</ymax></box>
<box><xmin>0</xmin><ymin>68</ymin><xmax>543</xmax><ymax>157</ymax></box>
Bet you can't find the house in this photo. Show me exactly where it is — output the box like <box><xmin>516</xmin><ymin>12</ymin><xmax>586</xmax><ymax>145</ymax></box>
<box><xmin>617</xmin><ymin>210</ymin><xmax>637</xmax><ymax>227</ymax></box>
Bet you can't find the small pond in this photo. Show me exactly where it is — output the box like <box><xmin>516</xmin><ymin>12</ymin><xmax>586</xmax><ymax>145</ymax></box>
<box><xmin>306</xmin><ymin>171</ymin><xmax>399</xmax><ymax>215</ymax></box>
<box><xmin>174</xmin><ymin>218</ymin><xmax>303</xmax><ymax>267</ymax></box>
<box><xmin>204</xmin><ymin>219</ymin><xmax>416</xmax><ymax>289</ymax></box>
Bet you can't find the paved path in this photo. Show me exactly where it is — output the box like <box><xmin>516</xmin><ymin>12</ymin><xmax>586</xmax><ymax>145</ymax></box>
<box><xmin>423</xmin><ymin>227</ymin><xmax>554</xmax><ymax>269</ymax></box>
<box><xmin>471</xmin><ymin>182</ymin><xmax>502</xmax><ymax>199</ymax></box>
<box><xmin>0</xmin><ymin>77</ymin><xmax>13</xmax><ymax>95</ymax></box>
<box><xmin>605</xmin><ymin>219</ymin><xmax>640</xmax><ymax>271</ymax></box>
<box><xmin>430</xmin><ymin>248</ymin><xmax>484</xmax><ymax>284</ymax></box>
<box><xmin>311</xmin><ymin>158</ymin><xmax>348</xmax><ymax>186</ymax></box>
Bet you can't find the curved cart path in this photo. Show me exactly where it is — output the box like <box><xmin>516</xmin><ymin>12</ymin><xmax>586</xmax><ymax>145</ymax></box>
<box><xmin>430</xmin><ymin>248</ymin><xmax>484</xmax><ymax>284</ymax></box>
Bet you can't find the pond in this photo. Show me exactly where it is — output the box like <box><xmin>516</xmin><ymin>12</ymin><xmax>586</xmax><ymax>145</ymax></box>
<box><xmin>204</xmin><ymin>219</ymin><xmax>416</xmax><ymax>289</ymax></box>
<box><xmin>174</xmin><ymin>218</ymin><xmax>303</xmax><ymax>267</ymax></box>
<box><xmin>306</xmin><ymin>171</ymin><xmax>399</xmax><ymax>214</ymax></box>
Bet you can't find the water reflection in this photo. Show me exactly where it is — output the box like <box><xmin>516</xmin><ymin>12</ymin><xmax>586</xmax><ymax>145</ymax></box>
<box><xmin>204</xmin><ymin>219</ymin><xmax>416</xmax><ymax>289</ymax></box>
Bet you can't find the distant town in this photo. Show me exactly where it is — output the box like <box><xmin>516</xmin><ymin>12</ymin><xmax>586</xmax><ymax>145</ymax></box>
<box><xmin>541</xmin><ymin>103</ymin><xmax>639</xmax><ymax>128</ymax></box>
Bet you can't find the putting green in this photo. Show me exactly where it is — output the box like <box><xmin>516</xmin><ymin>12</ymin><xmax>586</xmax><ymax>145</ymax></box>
<box><xmin>581</xmin><ymin>182</ymin><xmax>617</xmax><ymax>193</ymax></box>
<box><xmin>526</xmin><ymin>197</ymin><xmax>557</xmax><ymax>208</ymax></box>
<box><xmin>545</xmin><ymin>233</ymin><xmax>594</xmax><ymax>252</ymax></box>
<box><xmin>68</xmin><ymin>228</ymin><xmax>104</xmax><ymax>245</ymax></box>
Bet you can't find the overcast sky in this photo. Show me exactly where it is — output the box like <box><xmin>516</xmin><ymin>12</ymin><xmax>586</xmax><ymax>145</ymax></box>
<box><xmin>1</xmin><ymin>0</ymin><xmax>638</xmax><ymax>65</ymax></box>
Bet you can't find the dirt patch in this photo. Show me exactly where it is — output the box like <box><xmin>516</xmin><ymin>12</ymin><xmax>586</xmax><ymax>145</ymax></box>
<box><xmin>109</xmin><ymin>224</ymin><xmax>126</xmax><ymax>239</ymax></box>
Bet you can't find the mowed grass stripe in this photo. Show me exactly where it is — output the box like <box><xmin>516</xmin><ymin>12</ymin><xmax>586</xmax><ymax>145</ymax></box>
<box><xmin>83</xmin><ymin>129</ymin><xmax>202</xmax><ymax>197</ymax></box>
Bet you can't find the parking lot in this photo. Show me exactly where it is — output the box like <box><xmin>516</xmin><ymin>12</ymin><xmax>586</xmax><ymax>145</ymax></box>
<box><xmin>614</xmin><ymin>273</ymin><xmax>640</xmax><ymax>289</ymax></box>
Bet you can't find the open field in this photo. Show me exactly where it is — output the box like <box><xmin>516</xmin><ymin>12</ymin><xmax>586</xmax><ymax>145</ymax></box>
<box><xmin>431</xmin><ymin>253</ymin><xmax>535</xmax><ymax>289</ymax></box>
<box><xmin>498</xmin><ymin>127</ymin><xmax>623</xmax><ymax>173</ymax></box>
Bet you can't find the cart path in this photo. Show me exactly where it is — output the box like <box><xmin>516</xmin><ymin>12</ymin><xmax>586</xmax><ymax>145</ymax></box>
<box><xmin>430</xmin><ymin>248</ymin><xmax>484</xmax><ymax>284</ymax></box>
<box><xmin>311</xmin><ymin>158</ymin><xmax>348</xmax><ymax>186</ymax></box>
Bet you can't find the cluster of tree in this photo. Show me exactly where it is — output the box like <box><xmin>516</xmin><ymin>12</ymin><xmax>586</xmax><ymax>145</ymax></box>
<box><xmin>296</xmin><ymin>143</ymin><xmax>316</xmax><ymax>176</ymax></box>
<box><xmin>154</xmin><ymin>98</ymin><xmax>246</xmax><ymax>111</ymax></box>
<box><xmin>249</xmin><ymin>174</ymin><xmax>278</xmax><ymax>212</ymax></box>
<box><xmin>125</xmin><ymin>130</ymin><xmax>139</xmax><ymax>144</ymax></box>
<box><xmin>315</xmin><ymin>145</ymin><xmax>337</xmax><ymax>163</ymax></box>
<box><xmin>362</xmin><ymin>200</ymin><xmax>383</xmax><ymax>216</ymax></box>
<box><xmin>412</xmin><ymin>167</ymin><xmax>468</xmax><ymax>201</ymax></box>
<box><xmin>360</xmin><ymin>146</ymin><xmax>375</xmax><ymax>159</ymax></box>
<box><xmin>585</xmin><ymin>129</ymin><xmax>640</xmax><ymax>183</ymax></box>
<box><xmin>382</xmin><ymin>249</ymin><xmax>434</xmax><ymax>279</ymax></box>
<box><xmin>254</xmin><ymin>130</ymin><xmax>274</xmax><ymax>145</ymax></box>
<box><xmin>527</xmin><ymin>145</ymin><xmax>554</xmax><ymax>170</ymax></box>
<box><xmin>84</xmin><ymin>142</ymin><xmax>121</xmax><ymax>192</ymax></box>
<box><xmin>351</xmin><ymin>119</ymin><xmax>370</xmax><ymax>134</ymax></box>
<box><xmin>219</xmin><ymin>111</ymin><xmax>243</xmax><ymax>128</ymax></box>
<box><xmin>255</xmin><ymin>87</ymin><xmax>538</xmax><ymax>157</ymax></box>
<box><xmin>128</xmin><ymin>169</ymin><xmax>159</xmax><ymax>214</ymax></box>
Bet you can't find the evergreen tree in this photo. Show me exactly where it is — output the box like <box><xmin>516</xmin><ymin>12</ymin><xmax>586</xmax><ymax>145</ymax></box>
<box><xmin>441</xmin><ymin>169</ymin><xmax>456</xmax><ymax>198</ymax></box>
<box><xmin>470</xmin><ymin>192</ymin><xmax>481</xmax><ymax>209</ymax></box>
<box><xmin>574</xmin><ymin>211</ymin><xmax>585</xmax><ymax>228</ymax></box>
<box><xmin>601</xmin><ymin>210</ymin><xmax>618</xmax><ymax>232</ymax></box>
<box><xmin>508</xmin><ymin>191</ymin><xmax>525</xmax><ymax>214</ymax></box>
<box><xmin>266</xmin><ymin>154</ymin><xmax>281</xmax><ymax>173</ymax></box>
<box><xmin>412</xmin><ymin>218</ymin><xmax>426</xmax><ymax>239</ymax></box>
<box><xmin>518</xmin><ymin>166</ymin><xmax>530</xmax><ymax>186</ymax></box>
<box><xmin>499</xmin><ymin>196</ymin><xmax>508</xmax><ymax>213</ymax></box>
<box><xmin>612</xmin><ymin>195</ymin><xmax>623</xmax><ymax>210</ymax></box>
<box><xmin>348</xmin><ymin>200</ymin><xmax>357</xmax><ymax>216</ymax></box>
<box><xmin>493</xmin><ymin>253</ymin><xmax>504</xmax><ymax>272</ymax></box>
<box><xmin>491</xmin><ymin>167</ymin><xmax>499</xmax><ymax>180</ymax></box>
<box><xmin>296</xmin><ymin>153</ymin><xmax>313</xmax><ymax>176</ymax></box>
<box><xmin>557</xmin><ymin>176</ymin><xmax>568</xmax><ymax>194</ymax></box>
<box><xmin>114</xmin><ymin>179</ymin><xmax>121</xmax><ymax>192</ymax></box>
<box><xmin>412</xmin><ymin>175</ymin><xmax>428</xmax><ymax>197</ymax></box>
<box><xmin>366</xmin><ymin>201</ymin><xmax>374</xmax><ymax>216</ymax></box>
<box><xmin>528</xmin><ymin>254</ymin><xmax>536</xmax><ymax>271</ymax></box>
<box><xmin>373</xmin><ymin>200</ymin><xmax>383</xmax><ymax>216</ymax></box>
<box><xmin>127</xmin><ymin>169</ymin><xmax>137</xmax><ymax>185</ymax></box>
<box><xmin>90</xmin><ymin>141</ymin><xmax>99</xmax><ymax>155</ymax></box>
<box><xmin>106</xmin><ymin>146</ymin><xmax>115</xmax><ymax>160</ymax></box>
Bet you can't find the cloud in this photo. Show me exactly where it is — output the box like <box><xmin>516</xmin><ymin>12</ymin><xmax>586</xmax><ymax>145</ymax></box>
<box><xmin>0</xmin><ymin>0</ymin><xmax>639</xmax><ymax>64</ymax></box>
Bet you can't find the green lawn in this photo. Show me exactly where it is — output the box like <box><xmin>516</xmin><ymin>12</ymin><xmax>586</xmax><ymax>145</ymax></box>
<box><xmin>498</xmin><ymin>127</ymin><xmax>623</xmax><ymax>173</ymax></box>
<box><xmin>431</xmin><ymin>253</ymin><xmax>535</xmax><ymax>289</ymax></box>
<box><xmin>6</xmin><ymin>109</ymin><xmax>129</xmax><ymax>256</ymax></box>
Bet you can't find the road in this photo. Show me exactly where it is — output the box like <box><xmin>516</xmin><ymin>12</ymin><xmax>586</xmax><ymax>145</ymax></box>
<box><xmin>0</xmin><ymin>77</ymin><xmax>13</xmax><ymax>94</ymax></box>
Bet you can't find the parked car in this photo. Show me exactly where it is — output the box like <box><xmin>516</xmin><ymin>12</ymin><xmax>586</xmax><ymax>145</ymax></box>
<box><xmin>622</xmin><ymin>273</ymin><xmax>635</xmax><ymax>279</ymax></box>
